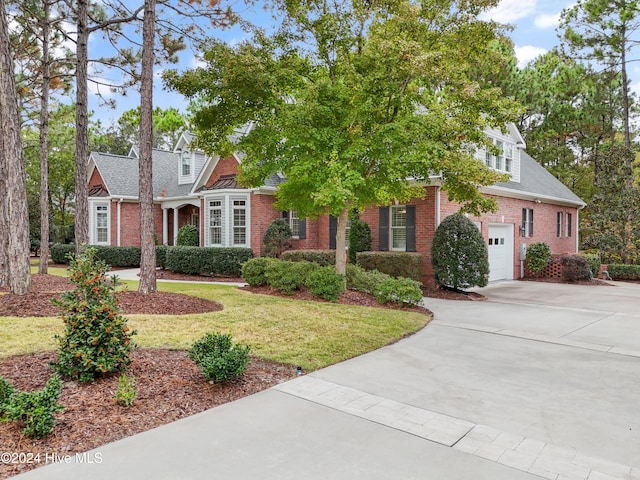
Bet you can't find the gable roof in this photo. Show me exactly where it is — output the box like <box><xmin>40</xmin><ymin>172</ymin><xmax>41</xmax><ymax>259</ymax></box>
<box><xmin>488</xmin><ymin>150</ymin><xmax>585</xmax><ymax>207</ymax></box>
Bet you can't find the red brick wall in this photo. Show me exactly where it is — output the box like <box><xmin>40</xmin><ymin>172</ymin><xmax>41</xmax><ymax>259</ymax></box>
<box><xmin>250</xmin><ymin>194</ymin><xmax>281</xmax><ymax>255</ymax></box>
<box><xmin>89</xmin><ymin>168</ymin><xmax>106</xmax><ymax>191</ymax></box>
<box><xmin>204</xmin><ymin>157</ymin><xmax>240</xmax><ymax>187</ymax></box>
<box><xmin>109</xmin><ymin>201</ymin><xmax>164</xmax><ymax>247</ymax></box>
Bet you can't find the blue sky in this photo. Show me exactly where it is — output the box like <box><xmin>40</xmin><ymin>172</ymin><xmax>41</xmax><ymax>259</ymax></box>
<box><xmin>87</xmin><ymin>0</ymin><xmax>587</xmax><ymax>126</ymax></box>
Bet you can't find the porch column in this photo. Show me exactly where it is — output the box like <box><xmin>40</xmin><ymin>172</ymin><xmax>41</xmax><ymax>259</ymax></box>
<box><xmin>162</xmin><ymin>208</ymin><xmax>168</xmax><ymax>245</ymax></box>
<box><xmin>173</xmin><ymin>207</ymin><xmax>179</xmax><ymax>245</ymax></box>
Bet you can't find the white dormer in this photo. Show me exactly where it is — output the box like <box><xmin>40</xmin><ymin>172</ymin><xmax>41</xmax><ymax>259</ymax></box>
<box><xmin>476</xmin><ymin>124</ymin><xmax>524</xmax><ymax>183</ymax></box>
<box><xmin>179</xmin><ymin>149</ymin><xmax>193</xmax><ymax>184</ymax></box>
<box><xmin>175</xmin><ymin>132</ymin><xmax>207</xmax><ymax>184</ymax></box>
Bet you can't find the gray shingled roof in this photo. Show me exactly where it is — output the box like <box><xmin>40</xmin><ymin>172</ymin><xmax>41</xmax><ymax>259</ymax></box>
<box><xmin>493</xmin><ymin>150</ymin><xmax>585</xmax><ymax>206</ymax></box>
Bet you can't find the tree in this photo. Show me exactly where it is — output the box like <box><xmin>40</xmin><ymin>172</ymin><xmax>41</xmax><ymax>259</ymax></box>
<box><xmin>138</xmin><ymin>0</ymin><xmax>157</xmax><ymax>294</ymax></box>
<box><xmin>117</xmin><ymin>106</ymin><xmax>187</xmax><ymax>150</ymax></box>
<box><xmin>262</xmin><ymin>219</ymin><xmax>292</xmax><ymax>257</ymax></box>
<box><xmin>431</xmin><ymin>213</ymin><xmax>489</xmax><ymax>290</ymax></box>
<box><xmin>0</xmin><ymin>0</ymin><xmax>32</xmax><ymax>294</ymax></box>
<box><xmin>166</xmin><ymin>0</ymin><xmax>520</xmax><ymax>275</ymax></box>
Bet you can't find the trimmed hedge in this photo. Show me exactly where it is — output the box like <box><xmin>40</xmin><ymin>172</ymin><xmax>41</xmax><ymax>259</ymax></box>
<box><xmin>346</xmin><ymin>264</ymin><xmax>422</xmax><ymax>307</ymax></box>
<box><xmin>280</xmin><ymin>249</ymin><xmax>336</xmax><ymax>267</ymax></box>
<box><xmin>241</xmin><ymin>257</ymin><xmax>279</xmax><ymax>286</ymax></box>
<box><xmin>348</xmin><ymin>220</ymin><xmax>372</xmax><ymax>264</ymax></box>
<box><xmin>165</xmin><ymin>246</ymin><xmax>254</xmax><ymax>276</ymax></box>
<box><xmin>51</xmin><ymin>243</ymin><xmax>75</xmax><ymax>264</ymax></box>
<box><xmin>265</xmin><ymin>260</ymin><xmax>318</xmax><ymax>294</ymax></box>
<box><xmin>155</xmin><ymin>245</ymin><xmax>169</xmax><ymax>269</ymax></box>
<box><xmin>306</xmin><ymin>266</ymin><xmax>345</xmax><ymax>302</ymax></box>
<box><xmin>94</xmin><ymin>246</ymin><xmax>141</xmax><ymax>267</ymax></box>
<box><xmin>356</xmin><ymin>252</ymin><xmax>423</xmax><ymax>282</ymax></box>
<box><xmin>559</xmin><ymin>255</ymin><xmax>591</xmax><ymax>282</ymax></box>
<box><xmin>606</xmin><ymin>264</ymin><xmax>640</xmax><ymax>280</ymax></box>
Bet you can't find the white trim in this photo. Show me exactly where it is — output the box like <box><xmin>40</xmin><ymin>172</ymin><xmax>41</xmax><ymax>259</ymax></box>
<box><xmin>203</xmin><ymin>192</ymin><xmax>251</xmax><ymax>248</ymax></box>
<box><xmin>88</xmin><ymin>199</ymin><xmax>111</xmax><ymax>246</ymax></box>
<box><xmin>480</xmin><ymin>185</ymin><xmax>586</xmax><ymax>208</ymax></box>
<box><xmin>117</xmin><ymin>198</ymin><xmax>123</xmax><ymax>246</ymax></box>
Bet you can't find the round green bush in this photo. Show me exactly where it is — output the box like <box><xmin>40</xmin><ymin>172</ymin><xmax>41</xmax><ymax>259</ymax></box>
<box><xmin>188</xmin><ymin>332</ymin><xmax>250</xmax><ymax>383</ymax></box>
<box><xmin>525</xmin><ymin>242</ymin><xmax>552</xmax><ymax>273</ymax></box>
<box><xmin>431</xmin><ymin>213</ymin><xmax>489</xmax><ymax>290</ymax></box>
<box><xmin>241</xmin><ymin>257</ymin><xmax>278</xmax><ymax>286</ymax></box>
<box><xmin>306</xmin><ymin>266</ymin><xmax>345</xmax><ymax>302</ymax></box>
<box><xmin>176</xmin><ymin>224</ymin><xmax>199</xmax><ymax>246</ymax></box>
<box><xmin>348</xmin><ymin>220</ymin><xmax>372</xmax><ymax>264</ymax></box>
<box><xmin>265</xmin><ymin>260</ymin><xmax>318</xmax><ymax>294</ymax></box>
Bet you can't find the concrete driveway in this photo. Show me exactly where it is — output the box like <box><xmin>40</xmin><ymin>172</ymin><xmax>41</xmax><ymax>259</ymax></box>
<box><xmin>14</xmin><ymin>281</ymin><xmax>640</xmax><ymax>480</ymax></box>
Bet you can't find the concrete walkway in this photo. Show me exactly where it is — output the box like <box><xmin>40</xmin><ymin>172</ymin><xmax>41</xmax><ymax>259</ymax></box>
<box><xmin>13</xmin><ymin>281</ymin><xmax>640</xmax><ymax>479</ymax></box>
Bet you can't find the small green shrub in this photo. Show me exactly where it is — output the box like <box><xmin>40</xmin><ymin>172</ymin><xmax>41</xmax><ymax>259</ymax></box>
<box><xmin>0</xmin><ymin>375</ymin><xmax>16</xmax><ymax>415</ymax></box>
<box><xmin>241</xmin><ymin>257</ymin><xmax>278</xmax><ymax>286</ymax></box>
<box><xmin>265</xmin><ymin>260</ymin><xmax>318</xmax><ymax>294</ymax></box>
<box><xmin>176</xmin><ymin>224</ymin><xmax>200</xmax><ymax>246</ymax></box>
<box><xmin>188</xmin><ymin>332</ymin><xmax>251</xmax><ymax>383</ymax></box>
<box><xmin>525</xmin><ymin>242</ymin><xmax>552</xmax><ymax>273</ymax></box>
<box><xmin>3</xmin><ymin>374</ymin><xmax>64</xmax><ymax>438</ymax></box>
<box><xmin>155</xmin><ymin>245</ymin><xmax>169</xmax><ymax>269</ymax></box>
<box><xmin>580</xmin><ymin>254</ymin><xmax>601</xmax><ymax>279</ymax></box>
<box><xmin>606</xmin><ymin>264</ymin><xmax>640</xmax><ymax>280</ymax></box>
<box><xmin>280</xmin><ymin>249</ymin><xmax>336</xmax><ymax>266</ymax></box>
<box><xmin>95</xmin><ymin>246</ymin><xmax>141</xmax><ymax>267</ymax></box>
<box><xmin>346</xmin><ymin>264</ymin><xmax>392</xmax><ymax>294</ymax></box>
<box><xmin>374</xmin><ymin>277</ymin><xmax>423</xmax><ymax>307</ymax></box>
<box><xmin>431</xmin><ymin>213</ymin><xmax>488</xmax><ymax>289</ymax></box>
<box><xmin>52</xmin><ymin>247</ymin><xmax>136</xmax><ymax>382</ymax></box>
<box><xmin>560</xmin><ymin>255</ymin><xmax>591</xmax><ymax>282</ymax></box>
<box><xmin>356</xmin><ymin>252</ymin><xmax>423</xmax><ymax>282</ymax></box>
<box><xmin>306</xmin><ymin>266</ymin><xmax>345</xmax><ymax>302</ymax></box>
<box><xmin>165</xmin><ymin>246</ymin><xmax>254</xmax><ymax>276</ymax></box>
<box><xmin>348</xmin><ymin>220</ymin><xmax>372</xmax><ymax>264</ymax></box>
<box><xmin>263</xmin><ymin>219</ymin><xmax>292</xmax><ymax>257</ymax></box>
<box><xmin>114</xmin><ymin>374</ymin><xmax>137</xmax><ymax>407</ymax></box>
<box><xmin>51</xmin><ymin>243</ymin><xmax>75</xmax><ymax>264</ymax></box>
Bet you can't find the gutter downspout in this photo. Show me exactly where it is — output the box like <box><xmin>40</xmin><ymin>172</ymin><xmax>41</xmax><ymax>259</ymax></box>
<box><xmin>435</xmin><ymin>186</ymin><xmax>441</xmax><ymax>227</ymax></box>
<box><xmin>117</xmin><ymin>198</ymin><xmax>123</xmax><ymax>246</ymax></box>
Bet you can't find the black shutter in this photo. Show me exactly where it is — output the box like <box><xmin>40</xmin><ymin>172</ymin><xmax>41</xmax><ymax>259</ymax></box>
<box><xmin>556</xmin><ymin>212</ymin><xmax>562</xmax><ymax>238</ymax></box>
<box><xmin>529</xmin><ymin>209</ymin><xmax>534</xmax><ymax>237</ymax></box>
<box><xmin>282</xmin><ymin>211</ymin><xmax>289</xmax><ymax>220</ymax></box>
<box><xmin>329</xmin><ymin>216</ymin><xmax>337</xmax><ymax>249</ymax></box>
<box><xmin>299</xmin><ymin>218</ymin><xmax>306</xmax><ymax>239</ymax></box>
<box><xmin>379</xmin><ymin>207</ymin><xmax>389</xmax><ymax>251</ymax></box>
<box><xmin>521</xmin><ymin>208</ymin><xmax>527</xmax><ymax>237</ymax></box>
<box><xmin>405</xmin><ymin>205</ymin><xmax>416</xmax><ymax>252</ymax></box>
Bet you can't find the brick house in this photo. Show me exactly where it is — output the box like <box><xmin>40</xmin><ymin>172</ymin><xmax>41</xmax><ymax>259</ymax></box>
<box><xmin>87</xmin><ymin>125</ymin><xmax>585</xmax><ymax>283</ymax></box>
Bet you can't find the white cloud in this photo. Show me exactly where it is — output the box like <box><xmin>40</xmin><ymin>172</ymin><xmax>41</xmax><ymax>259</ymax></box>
<box><xmin>190</xmin><ymin>54</ymin><xmax>206</xmax><ymax>69</ymax></box>
<box><xmin>514</xmin><ymin>45</ymin><xmax>548</xmax><ymax>68</ymax></box>
<box><xmin>534</xmin><ymin>12</ymin><xmax>561</xmax><ymax>29</ymax></box>
<box><xmin>479</xmin><ymin>0</ymin><xmax>537</xmax><ymax>23</ymax></box>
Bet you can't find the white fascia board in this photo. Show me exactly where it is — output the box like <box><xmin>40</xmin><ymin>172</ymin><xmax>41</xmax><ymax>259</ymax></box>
<box><xmin>481</xmin><ymin>185</ymin><xmax>586</xmax><ymax>208</ymax></box>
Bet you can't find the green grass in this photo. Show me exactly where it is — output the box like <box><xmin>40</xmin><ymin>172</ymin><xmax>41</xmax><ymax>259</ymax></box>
<box><xmin>0</xmin><ymin>280</ymin><xmax>429</xmax><ymax>371</ymax></box>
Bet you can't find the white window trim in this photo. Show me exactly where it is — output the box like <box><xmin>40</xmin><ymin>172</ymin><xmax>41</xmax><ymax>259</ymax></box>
<box><xmin>484</xmin><ymin>138</ymin><xmax>515</xmax><ymax>175</ymax></box>
<box><xmin>204</xmin><ymin>192</ymin><xmax>251</xmax><ymax>248</ymax></box>
<box><xmin>289</xmin><ymin>210</ymin><xmax>300</xmax><ymax>239</ymax></box>
<box><xmin>89</xmin><ymin>200</ymin><xmax>110</xmax><ymax>246</ymax></box>
<box><xmin>390</xmin><ymin>205</ymin><xmax>407</xmax><ymax>251</ymax></box>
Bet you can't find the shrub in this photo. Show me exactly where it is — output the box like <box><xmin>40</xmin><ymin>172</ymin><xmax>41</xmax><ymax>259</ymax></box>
<box><xmin>346</xmin><ymin>264</ymin><xmax>392</xmax><ymax>294</ymax></box>
<box><xmin>580</xmin><ymin>253</ymin><xmax>601</xmax><ymax>279</ymax></box>
<box><xmin>560</xmin><ymin>255</ymin><xmax>592</xmax><ymax>282</ymax></box>
<box><xmin>431</xmin><ymin>213</ymin><xmax>488</xmax><ymax>290</ymax></box>
<box><xmin>525</xmin><ymin>242</ymin><xmax>552</xmax><ymax>273</ymax></box>
<box><xmin>165</xmin><ymin>246</ymin><xmax>254</xmax><ymax>277</ymax></box>
<box><xmin>94</xmin><ymin>246</ymin><xmax>141</xmax><ymax>268</ymax></box>
<box><xmin>188</xmin><ymin>332</ymin><xmax>251</xmax><ymax>383</ymax></box>
<box><xmin>155</xmin><ymin>245</ymin><xmax>169</xmax><ymax>269</ymax></box>
<box><xmin>241</xmin><ymin>257</ymin><xmax>278</xmax><ymax>286</ymax></box>
<box><xmin>114</xmin><ymin>374</ymin><xmax>137</xmax><ymax>407</ymax></box>
<box><xmin>176</xmin><ymin>224</ymin><xmax>200</xmax><ymax>246</ymax></box>
<box><xmin>356</xmin><ymin>252</ymin><xmax>423</xmax><ymax>282</ymax></box>
<box><xmin>263</xmin><ymin>219</ymin><xmax>292</xmax><ymax>257</ymax></box>
<box><xmin>374</xmin><ymin>277</ymin><xmax>423</xmax><ymax>307</ymax></box>
<box><xmin>51</xmin><ymin>247</ymin><xmax>136</xmax><ymax>382</ymax></box>
<box><xmin>0</xmin><ymin>375</ymin><xmax>15</xmax><ymax>415</ymax></box>
<box><xmin>3</xmin><ymin>374</ymin><xmax>64</xmax><ymax>438</ymax></box>
<box><xmin>51</xmin><ymin>243</ymin><xmax>75</xmax><ymax>264</ymax></box>
<box><xmin>306</xmin><ymin>266</ymin><xmax>345</xmax><ymax>301</ymax></box>
<box><xmin>265</xmin><ymin>260</ymin><xmax>318</xmax><ymax>294</ymax></box>
<box><xmin>606</xmin><ymin>264</ymin><xmax>640</xmax><ymax>280</ymax></box>
<box><xmin>280</xmin><ymin>249</ymin><xmax>336</xmax><ymax>266</ymax></box>
<box><xmin>348</xmin><ymin>220</ymin><xmax>372</xmax><ymax>264</ymax></box>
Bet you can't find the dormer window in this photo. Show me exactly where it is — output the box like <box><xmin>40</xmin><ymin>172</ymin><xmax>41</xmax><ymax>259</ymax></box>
<box><xmin>181</xmin><ymin>150</ymin><xmax>191</xmax><ymax>176</ymax></box>
<box><xmin>485</xmin><ymin>139</ymin><xmax>513</xmax><ymax>174</ymax></box>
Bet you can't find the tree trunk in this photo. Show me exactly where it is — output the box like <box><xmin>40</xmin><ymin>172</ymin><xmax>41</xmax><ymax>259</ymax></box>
<box><xmin>0</xmin><ymin>0</ymin><xmax>31</xmax><ymax>294</ymax></box>
<box><xmin>39</xmin><ymin>0</ymin><xmax>51</xmax><ymax>274</ymax></box>
<box><xmin>0</xmin><ymin>132</ymin><xmax>8</xmax><ymax>287</ymax></box>
<box><xmin>138</xmin><ymin>0</ymin><xmax>157</xmax><ymax>293</ymax></box>
<box><xmin>335</xmin><ymin>206</ymin><xmax>350</xmax><ymax>275</ymax></box>
<box><xmin>74</xmin><ymin>0</ymin><xmax>89</xmax><ymax>254</ymax></box>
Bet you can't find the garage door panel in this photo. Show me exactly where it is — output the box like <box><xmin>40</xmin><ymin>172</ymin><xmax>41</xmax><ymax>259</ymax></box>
<box><xmin>488</xmin><ymin>224</ymin><xmax>513</xmax><ymax>282</ymax></box>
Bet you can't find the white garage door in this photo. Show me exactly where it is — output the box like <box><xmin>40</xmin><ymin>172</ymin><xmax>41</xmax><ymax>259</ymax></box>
<box><xmin>488</xmin><ymin>224</ymin><xmax>514</xmax><ymax>282</ymax></box>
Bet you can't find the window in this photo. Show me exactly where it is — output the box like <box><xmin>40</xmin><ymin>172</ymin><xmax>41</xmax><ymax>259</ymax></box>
<box><xmin>290</xmin><ymin>210</ymin><xmax>300</xmax><ymax>238</ymax></box>
<box><xmin>209</xmin><ymin>200</ymin><xmax>222</xmax><ymax>245</ymax></box>
<box><xmin>191</xmin><ymin>213</ymin><xmax>199</xmax><ymax>229</ymax></box>
<box><xmin>233</xmin><ymin>200</ymin><xmax>247</xmax><ymax>245</ymax></box>
<box><xmin>181</xmin><ymin>150</ymin><xmax>191</xmax><ymax>176</ymax></box>
<box><xmin>567</xmin><ymin>213</ymin><xmax>573</xmax><ymax>238</ymax></box>
<box><xmin>391</xmin><ymin>205</ymin><xmax>407</xmax><ymax>250</ymax></box>
<box><xmin>495</xmin><ymin>140</ymin><xmax>504</xmax><ymax>170</ymax></box>
<box><xmin>521</xmin><ymin>208</ymin><xmax>534</xmax><ymax>237</ymax></box>
<box><xmin>557</xmin><ymin>212</ymin><xmax>563</xmax><ymax>238</ymax></box>
<box><xmin>95</xmin><ymin>204</ymin><xmax>108</xmax><ymax>244</ymax></box>
<box><xmin>485</xmin><ymin>139</ymin><xmax>514</xmax><ymax>174</ymax></box>
<box><xmin>504</xmin><ymin>144</ymin><xmax>513</xmax><ymax>173</ymax></box>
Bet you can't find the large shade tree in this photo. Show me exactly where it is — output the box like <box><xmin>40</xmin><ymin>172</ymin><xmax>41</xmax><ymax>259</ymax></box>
<box><xmin>166</xmin><ymin>0</ymin><xmax>521</xmax><ymax>274</ymax></box>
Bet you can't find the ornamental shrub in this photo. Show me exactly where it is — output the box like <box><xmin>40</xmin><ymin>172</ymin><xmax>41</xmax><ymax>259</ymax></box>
<box><xmin>348</xmin><ymin>220</ymin><xmax>372</xmax><ymax>264</ymax></box>
<box><xmin>51</xmin><ymin>243</ymin><xmax>75</xmax><ymax>264</ymax></box>
<box><xmin>155</xmin><ymin>245</ymin><xmax>169</xmax><ymax>269</ymax></box>
<box><xmin>241</xmin><ymin>257</ymin><xmax>278</xmax><ymax>286</ymax></box>
<box><xmin>176</xmin><ymin>224</ymin><xmax>200</xmax><ymax>246</ymax></box>
<box><xmin>346</xmin><ymin>264</ymin><xmax>392</xmax><ymax>294</ymax></box>
<box><xmin>607</xmin><ymin>264</ymin><xmax>640</xmax><ymax>280</ymax></box>
<box><xmin>188</xmin><ymin>332</ymin><xmax>251</xmax><ymax>383</ymax></box>
<box><xmin>263</xmin><ymin>219</ymin><xmax>292</xmax><ymax>257</ymax></box>
<box><xmin>280</xmin><ymin>249</ymin><xmax>335</xmax><ymax>266</ymax></box>
<box><xmin>560</xmin><ymin>255</ymin><xmax>591</xmax><ymax>282</ymax></box>
<box><xmin>431</xmin><ymin>213</ymin><xmax>489</xmax><ymax>290</ymax></box>
<box><xmin>525</xmin><ymin>242</ymin><xmax>552</xmax><ymax>273</ymax></box>
<box><xmin>580</xmin><ymin>254</ymin><xmax>601</xmax><ymax>279</ymax></box>
<box><xmin>0</xmin><ymin>375</ymin><xmax>15</xmax><ymax>415</ymax></box>
<box><xmin>306</xmin><ymin>266</ymin><xmax>345</xmax><ymax>302</ymax></box>
<box><xmin>374</xmin><ymin>277</ymin><xmax>423</xmax><ymax>307</ymax></box>
<box><xmin>356</xmin><ymin>252</ymin><xmax>423</xmax><ymax>281</ymax></box>
<box><xmin>165</xmin><ymin>246</ymin><xmax>253</xmax><ymax>276</ymax></box>
<box><xmin>265</xmin><ymin>260</ymin><xmax>318</xmax><ymax>294</ymax></box>
<box><xmin>3</xmin><ymin>374</ymin><xmax>64</xmax><ymax>438</ymax></box>
<box><xmin>95</xmin><ymin>246</ymin><xmax>141</xmax><ymax>267</ymax></box>
<box><xmin>52</xmin><ymin>247</ymin><xmax>136</xmax><ymax>382</ymax></box>
<box><xmin>114</xmin><ymin>374</ymin><xmax>137</xmax><ymax>407</ymax></box>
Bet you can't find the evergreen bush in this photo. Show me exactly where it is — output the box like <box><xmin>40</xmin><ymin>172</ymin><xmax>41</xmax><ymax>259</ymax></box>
<box><xmin>348</xmin><ymin>220</ymin><xmax>372</xmax><ymax>264</ymax></box>
<box><xmin>580</xmin><ymin>253</ymin><xmax>601</xmax><ymax>279</ymax></box>
<box><xmin>155</xmin><ymin>245</ymin><xmax>169</xmax><ymax>269</ymax></box>
<box><xmin>241</xmin><ymin>257</ymin><xmax>278</xmax><ymax>286</ymax></box>
<box><xmin>51</xmin><ymin>243</ymin><xmax>75</xmax><ymax>264</ymax></box>
<box><xmin>165</xmin><ymin>246</ymin><xmax>253</xmax><ymax>276</ymax></box>
<box><xmin>51</xmin><ymin>247</ymin><xmax>136</xmax><ymax>382</ymax></box>
<box><xmin>188</xmin><ymin>332</ymin><xmax>251</xmax><ymax>383</ymax></box>
<box><xmin>265</xmin><ymin>260</ymin><xmax>318</xmax><ymax>294</ymax></box>
<box><xmin>560</xmin><ymin>255</ymin><xmax>591</xmax><ymax>282</ymax></box>
<box><xmin>176</xmin><ymin>224</ymin><xmax>200</xmax><ymax>246</ymax></box>
<box><xmin>306</xmin><ymin>266</ymin><xmax>345</xmax><ymax>301</ymax></box>
<box><xmin>356</xmin><ymin>252</ymin><xmax>423</xmax><ymax>281</ymax></box>
<box><xmin>374</xmin><ymin>277</ymin><xmax>423</xmax><ymax>307</ymax></box>
<box><xmin>94</xmin><ymin>246</ymin><xmax>141</xmax><ymax>267</ymax></box>
<box><xmin>346</xmin><ymin>264</ymin><xmax>392</xmax><ymax>294</ymax></box>
<box><xmin>262</xmin><ymin>219</ymin><xmax>292</xmax><ymax>257</ymax></box>
<box><xmin>604</xmin><ymin>264</ymin><xmax>640</xmax><ymax>280</ymax></box>
<box><xmin>280</xmin><ymin>249</ymin><xmax>335</xmax><ymax>266</ymax></box>
<box><xmin>431</xmin><ymin>213</ymin><xmax>489</xmax><ymax>290</ymax></box>
<box><xmin>525</xmin><ymin>242</ymin><xmax>552</xmax><ymax>273</ymax></box>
